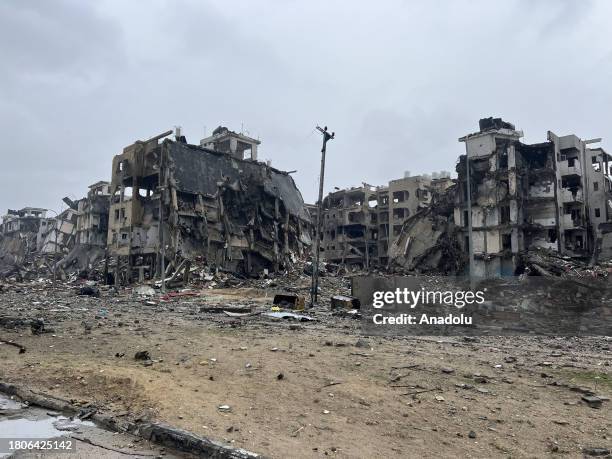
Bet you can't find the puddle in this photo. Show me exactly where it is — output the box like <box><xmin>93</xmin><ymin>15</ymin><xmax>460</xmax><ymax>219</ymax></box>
<box><xmin>1</xmin><ymin>416</ymin><xmax>92</xmax><ymax>438</ymax></box>
<box><xmin>0</xmin><ymin>410</ymin><xmax>93</xmax><ymax>458</ymax></box>
<box><xmin>0</xmin><ymin>394</ymin><xmax>93</xmax><ymax>457</ymax></box>
<box><xmin>0</xmin><ymin>394</ymin><xmax>23</xmax><ymax>411</ymax></box>
<box><xmin>0</xmin><ymin>392</ymin><xmax>189</xmax><ymax>458</ymax></box>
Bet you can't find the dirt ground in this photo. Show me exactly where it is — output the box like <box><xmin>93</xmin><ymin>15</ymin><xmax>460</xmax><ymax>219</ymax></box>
<box><xmin>0</xmin><ymin>280</ymin><xmax>610</xmax><ymax>458</ymax></box>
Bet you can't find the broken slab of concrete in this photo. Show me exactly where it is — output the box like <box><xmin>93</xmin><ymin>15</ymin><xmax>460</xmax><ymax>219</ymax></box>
<box><xmin>273</xmin><ymin>293</ymin><xmax>305</xmax><ymax>310</ymax></box>
<box><xmin>330</xmin><ymin>295</ymin><xmax>361</xmax><ymax>310</ymax></box>
<box><xmin>389</xmin><ymin>184</ymin><xmax>464</xmax><ymax>274</ymax></box>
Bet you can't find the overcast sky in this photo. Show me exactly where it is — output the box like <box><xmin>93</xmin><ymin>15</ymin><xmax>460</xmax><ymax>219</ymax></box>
<box><xmin>1</xmin><ymin>0</ymin><xmax>611</xmax><ymax>214</ymax></box>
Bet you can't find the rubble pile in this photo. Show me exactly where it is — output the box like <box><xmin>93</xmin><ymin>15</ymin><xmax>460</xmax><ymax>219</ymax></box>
<box><xmin>519</xmin><ymin>248</ymin><xmax>611</xmax><ymax>280</ymax></box>
<box><xmin>388</xmin><ymin>184</ymin><xmax>465</xmax><ymax>274</ymax></box>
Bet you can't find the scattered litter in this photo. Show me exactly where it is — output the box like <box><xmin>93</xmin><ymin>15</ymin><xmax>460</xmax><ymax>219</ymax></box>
<box><xmin>134</xmin><ymin>350</ymin><xmax>151</xmax><ymax>360</ymax></box>
<box><xmin>263</xmin><ymin>311</ymin><xmax>315</xmax><ymax>322</ymax></box>
<box><xmin>273</xmin><ymin>293</ymin><xmax>305</xmax><ymax>311</ymax></box>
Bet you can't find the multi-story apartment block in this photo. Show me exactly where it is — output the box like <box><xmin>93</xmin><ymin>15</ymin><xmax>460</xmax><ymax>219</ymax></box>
<box><xmin>456</xmin><ymin>117</ymin><xmax>612</xmax><ymax>277</ymax></box>
<box><xmin>75</xmin><ymin>181</ymin><xmax>111</xmax><ymax>247</ymax></box>
<box><xmin>319</xmin><ymin>174</ymin><xmax>452</xmax><ymax>268</ymax></box>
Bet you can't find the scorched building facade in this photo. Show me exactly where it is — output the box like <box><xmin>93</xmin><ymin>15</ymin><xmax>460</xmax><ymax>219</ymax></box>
<box><xmin>106</xmin><ymin>129</ymin><xmax>310</xmax><ymax>284</ymax></box>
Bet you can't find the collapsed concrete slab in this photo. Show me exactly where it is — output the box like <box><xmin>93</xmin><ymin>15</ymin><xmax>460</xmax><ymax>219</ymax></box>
<box><xmin>388</xmin><ymin>184</ymin><xmax>464</xmax><ymax>273</ymax></box>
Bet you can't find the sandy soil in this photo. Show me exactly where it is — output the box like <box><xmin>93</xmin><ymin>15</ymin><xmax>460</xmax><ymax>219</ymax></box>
<box><xmin>0</xmin><ymin>282</ymin><xmax>610</xmax><ymax>458</ymax></box>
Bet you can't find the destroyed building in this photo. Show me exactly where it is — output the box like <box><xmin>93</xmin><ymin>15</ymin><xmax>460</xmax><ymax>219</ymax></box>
<box><xmin>200</xmin><ymin>126</ymin><xmax>260</xmax><ymax>161</ymax></box>
<box><xmin>0</xmin><ymin>205</ymin><xmax>80</xmax><ymax>278</ymax></box>
<box><xmin>318</xmin><ymin>174</ymin><xmax>453</xmax><ymax>268</ymax></box>
<box><xmin>0</xmin><ymin>208</ymin><xmax>49</xmax><ymax>275</ymax></box>
<box><xmin>1</xmin><ymin>207</ymin><xmax>47</xmax><ymax>235</ymax></box>
<box><xmin>388</xmin><ymin>181</ymin><xmax>462</xmax><ymax>273</ymax></box>
<box><xmin>106</xmin><ymin>129</ymin><xmax>310</xmax><ymax>284</ymax></box>
<box><xmin>388</xmin><ymin>173</ymin><xmax>452</xmax><ymax>247</ymax></box>
<box><xmin>453</xmin><ymin>118</ymin><xmax>612</xmax><ymax>276</ymax></box>
<box><xmin>318</xmin><ymin>184</ymin><xmax>380</xmax><ymax>268</ymax></box>
<box><xmin>39</xmin><ymin>208</ymin><xmax>77</xmax><ymax>255</ymax></box>
<box><xmin>390</xmin><ymin>117</ymin><xmax>612</xmax><ymax>276</ymax></box>
<box><xmin>75</xmin><ymin>181</ymin><xmax>111</xmax><ymax>247</ymax></box>
<box><xmin>55</xmin><ymin>181</ymin><xmax>112</xmax><ymax>275</ymax></box>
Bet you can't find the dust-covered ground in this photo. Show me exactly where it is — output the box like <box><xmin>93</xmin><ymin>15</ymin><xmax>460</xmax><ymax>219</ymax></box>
<box><xmin>0</xmin><ymin>279</ymin><xmax>610</xmax><ymax>458</ymax></box>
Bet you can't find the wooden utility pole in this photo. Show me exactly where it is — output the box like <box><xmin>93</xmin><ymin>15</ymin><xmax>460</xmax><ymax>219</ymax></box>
<box><xmin>310</xmin><ymin>125</ymin><xmax>335</xmax><ymax>307</ymax></box>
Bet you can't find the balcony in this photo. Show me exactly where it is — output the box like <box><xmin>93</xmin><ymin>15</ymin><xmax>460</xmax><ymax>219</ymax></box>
<box><xmin>559</xmin><ymin>188</ymin><xmax>584</xmax><ymax>203</ymax></box>
<box><xmin>562</xmin><ymin>213</ymin><xmax>585</xmax><ymax>229</ymax></box>
<box><xmin>559</xmin><ymin>160</ymin><xmax>582</xmax><ymax>177</ymax></box>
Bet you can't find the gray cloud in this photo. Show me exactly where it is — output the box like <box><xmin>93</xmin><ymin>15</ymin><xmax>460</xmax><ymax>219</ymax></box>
<box><xmin>1</xmin><ymin>0</ymin><xmax>611</xmax><ymax>214</ymax></box>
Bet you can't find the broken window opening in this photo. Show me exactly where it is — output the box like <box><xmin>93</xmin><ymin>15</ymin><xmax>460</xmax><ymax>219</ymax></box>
<box><xmin>518</xmin><ymin>143</ymin><xmax>552</xmax><ymax>169</ymax></box>
<box><xmin>348</xmin><ymin>212</ymin><xmax>364</xmax><ymax>223</ymax></box>
<box><xmin>345</xmin><ymin>227</ymin><xmax>364</xmax><ymax>239</ymax></box>
<box><xmin>595</xmin><ymin>208</ymin><xmax>601</xmax><ymax>218</ymax></box>
<box><xmin>392</xmin><ymin>191</ymin><xmax>407</xmax><ymax>203</ymax></box>
<box><xmin>500</xmin><ymin>205</ymin><xmax>510</xmax><ymax>224</ymax></box>
<box><xmin>499</xmin><ymin>151</ymin><xmax>508</xmax><ymax>170</ymax></box>
<box><xmin>393</xmin><ymin>208</ymin><xmax>406</xmax><ymax>219</ymax></box>
<box><xmin>501</xmin><ymin>233</ymin><xmax>511</xmax><ymax>250</ymax></box>
<box><xmin>561</xmin><ymin>176</ymin><xmax>581</xmax><ymax>189</ymax></box>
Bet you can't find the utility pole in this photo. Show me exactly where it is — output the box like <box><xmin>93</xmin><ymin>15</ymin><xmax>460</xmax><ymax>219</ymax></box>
<box><xmin>158</xmin><ymin>146</ymin><xmax>166</xmax><ymax>294</ymax></box>
<box><xmin>463</xmin><ymin>140</ymin><xmax>475</xmax><ymax>289</ymax></box>
<box><xmin>310</xmin><ymin>125</ymin><xmax>335</xmax><ymax>307</ymax></box>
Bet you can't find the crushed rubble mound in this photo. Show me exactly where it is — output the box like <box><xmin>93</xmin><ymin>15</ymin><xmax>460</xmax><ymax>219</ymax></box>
<box><xmin>518</xmin><ymin>247</ymin><xmax>611</xmax><ymax>282</ymax></box>
<box><xmin>0</xmin><ymin>234</ymin><xmax>32</xmax><ymax>278</ymax></box>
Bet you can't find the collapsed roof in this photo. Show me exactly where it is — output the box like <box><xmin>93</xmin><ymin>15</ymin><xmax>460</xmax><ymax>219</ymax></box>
<box><xmin>107</xmin><ymin>136</ymin><xmax>311</xmax><ymax>282</ymax></box>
